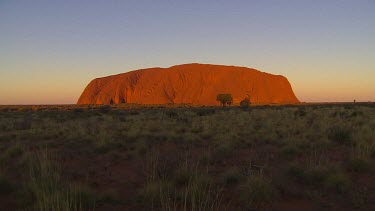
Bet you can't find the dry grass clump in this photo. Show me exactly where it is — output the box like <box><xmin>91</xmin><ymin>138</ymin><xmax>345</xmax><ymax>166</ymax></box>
<box><xmin>240</xmin><ymin>172</ymin><xmax>276</xmax><ymax>209</ymax></box>
<box><xmin>138</xmin><ymin>151</ymin><xmax>222</xmax><ymax>211</ymax></box>
<box><xmin>0</xmin><ymin>103</ymin><xmax>374</xmax><ymax>210</ymax></box>
<box><xmin>27</xmin><ymin>149</ymin><xmax>96</xmax><ymax>211</ymax></box>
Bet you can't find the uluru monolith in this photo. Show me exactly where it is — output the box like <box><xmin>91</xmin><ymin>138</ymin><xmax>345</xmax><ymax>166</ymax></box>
<box><xmin>77</xmin><ymin>63</ymin><xmax>299</xmax><ymax>105</ymax></box>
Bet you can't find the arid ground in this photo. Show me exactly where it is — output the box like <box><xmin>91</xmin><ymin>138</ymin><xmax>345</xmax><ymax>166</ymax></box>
<box><xmin>0</xmin><ymin>103</ymin><xmax>374</xmax><ymax>210</ymax></box>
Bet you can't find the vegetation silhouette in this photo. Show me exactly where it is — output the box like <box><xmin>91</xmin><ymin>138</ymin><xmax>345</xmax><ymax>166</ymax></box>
<box><xmin>240</xmin><ymin>96</ymin><xmax>251</xmax><ymax>108</ymax></box>
<box><xmin>216</xmin><ymin>94</ymin><xmax>233</xmax><ymax>107</ymax></box>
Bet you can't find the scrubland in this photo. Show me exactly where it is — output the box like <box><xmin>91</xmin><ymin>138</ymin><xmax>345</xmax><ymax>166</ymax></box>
<box><xmin>0</xmin><ymin>103</ymin><xmax>374</xmax><ymax>210</ymax></box>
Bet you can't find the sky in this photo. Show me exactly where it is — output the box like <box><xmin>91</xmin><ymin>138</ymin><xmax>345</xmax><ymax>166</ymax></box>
<box><xmin>1</xmin><ymin>0</ymin><xmax>374</xmax><ymax>104</ymax></box>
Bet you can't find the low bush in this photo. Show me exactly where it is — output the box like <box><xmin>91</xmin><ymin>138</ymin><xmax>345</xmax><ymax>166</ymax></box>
<box><xmin>328</xmin><ymin>126</ymin><xmax>353</xmax><ymax>145</ymax></box>
<box><xmin>72</xmin><ymin>108</ymin><xmax>85</xmax><ymax>113</ymax></box>
<box><xmin>0</xmin><ymin>143</ymin><xmax>23</xmax><ymax>164</ymax></box>
<box><xmin>280</xmin><ymin>144</ymin><xmax>302</xmax><ymax>160</ymax></box>
<box><xmin>99</xmin><ymin>105</ymin><xmax>111</xmax><ymax>113</ymax></box>
<box><xmin>240</xmin><ymin>97</ymin><xmax>251</xmax><ymax>108</ymax></box>
<box><xmin>137</xmin><ymin>181</ymin><xmax>170</xmax><ymax>208</ymax></box>
<box><xmin>196</xmin><ymin>108</ymin><xmax>216</xmax><ymax>116</ymax></box>
<box><xmin>222</xmin><ymin>167</ymin><xmax>242</xmax><ymax>185</ymax></box>
<box><xmin>165</xmin><ymin>110</ymin><xmax>178</xmax><ymax>118</ymax></box>
<box><xmin>139</xmin><ymin>162</ymin><xmax>220</xmax><ymax>211</ymax></box>
<box><xmin>347</xmin><ymin>158</ymin><xmax>372</xmax><ymax>173</ymax></box>
<box><xmin>294</xmin><ymin>108</ymin><xmax>307</xmax><ymax>117</ymax></box>
<box><xmin>27</xmin><ymin>150</ymin><xmax>96</xmax><ymax>210</ymax></box>
<box><xmin>240</xmin><ymin>174</ymin><xmax>276</xmax><ymax>209</ymax></box>
<box><xmin>212</xmin><ymin>142</ymin><xmax>234</xmax><ymax>162</ymax></box>
<box><xmin>324</xmin><ymin>171</ymin><xmax>350</xmax><ymax>193</ymax></box>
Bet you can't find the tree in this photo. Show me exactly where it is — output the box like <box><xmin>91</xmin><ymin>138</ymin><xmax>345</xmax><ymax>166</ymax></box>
<box><xmin>240</xmin><ymin>96</ymin><xmax>251</xmax><ymax>108</ymax></box>
<box><xmin>216</xmin><ymin>94</ymin><xmax>233</xmax><ymax>107</ymax></box>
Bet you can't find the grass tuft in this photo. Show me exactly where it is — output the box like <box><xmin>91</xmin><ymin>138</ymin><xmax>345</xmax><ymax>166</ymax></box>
<box><xmin>240</xmin><ymin>173</ymin><xmax>276</xmax><ymax>209</ymax></box>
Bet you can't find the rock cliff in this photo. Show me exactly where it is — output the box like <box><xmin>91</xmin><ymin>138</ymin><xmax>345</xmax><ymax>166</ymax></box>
<box><xmin>77</xmin><ymin>63</ymin><xmax>299</xmax><ymax>105</ymax></box>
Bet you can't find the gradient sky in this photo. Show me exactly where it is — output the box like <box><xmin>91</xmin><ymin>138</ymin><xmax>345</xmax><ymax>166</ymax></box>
<box><xmin>1</xmin><ymin>0</ymin><xmax>374</xmax><ymax>104</ymax></box>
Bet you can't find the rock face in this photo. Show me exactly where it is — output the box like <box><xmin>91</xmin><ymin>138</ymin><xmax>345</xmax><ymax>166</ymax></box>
<box><xmin>77</xmin><ymin>63</ymin><xmax>299</xmax><ymax>105</ymax></box>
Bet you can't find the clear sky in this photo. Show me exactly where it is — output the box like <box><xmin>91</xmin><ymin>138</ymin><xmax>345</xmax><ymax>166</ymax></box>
<box><xmin>1</xmin><ymin>0</ymin><xmax>374</xmax><ymax>104</ymax></box>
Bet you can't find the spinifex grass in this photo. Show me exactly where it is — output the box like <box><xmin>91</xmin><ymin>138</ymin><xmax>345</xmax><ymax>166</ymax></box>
<box><xmin>27</xmin><ymin>149</ymin><xmax>95</xmax><ymax>211</ymax></box>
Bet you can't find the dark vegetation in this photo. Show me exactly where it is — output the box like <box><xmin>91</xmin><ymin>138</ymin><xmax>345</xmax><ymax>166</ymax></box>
<box><xmin>216</xmin><ymin>94</ymin><xmax>233</xmax><ymax>107</ymax></box>
<box><xmin>0</xmin><ymin>103</ymin><xmax>374</xmax><ymax>210</ymax></box>
<box><xmin>240</xmin><ymin>96</ymin><xmax>251</xmax><ymax>108</ymax></box>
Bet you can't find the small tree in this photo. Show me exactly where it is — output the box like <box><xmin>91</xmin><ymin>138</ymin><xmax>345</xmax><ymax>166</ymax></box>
<box><xmin>240</xmin><ymin>96</ymin><xmax>251</xmax><ymax>108</ymax></box>
<box><xmin>216</xmin><ymin>94</ymin><xmax>233</xmax><ymax>107</ymax></box>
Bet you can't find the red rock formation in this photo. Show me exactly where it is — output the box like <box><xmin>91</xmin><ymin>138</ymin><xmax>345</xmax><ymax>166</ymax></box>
<box><xmin>77</xmin><ymin>63</ymin><xmax>299</xmax><ymax>105</ymax></box>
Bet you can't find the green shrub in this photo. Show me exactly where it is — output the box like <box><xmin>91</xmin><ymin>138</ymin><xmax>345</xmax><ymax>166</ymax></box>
<box><xmin>324</xmin><ymin>172</ymin><xmax>350</xmax><ymax>193</ymax></box>
<box><xmin>289</xmin><ymin>163</ymin><xmax>349</xmax><ymax>193</ymax></box>
<box><xmin>216</xmin><ymin>94</ymin><xmax>233</xmax><ymax>107</ymax></box>
<box><xmin>165</xmin><ymin>110</ymin><xmax>178</xmax><ymax>118</ymax></box>
<box><xmin>212</xmin><ymin>142</ymin><xmax>234</xmax><ymax>162</ymax></box>
<box><xmin>27</xmin><ymin>150</ymin><xmax>96</xmax><ymax>210</ymax></box>
<box><xmin>222</xmin><ymin>167</ymin><xmax>242</xmax><ymax>185</ymax></box>
<box><xmin>294</xmin><ymin>108</ymin><xmax>307</xmax><ymax>117</ymax></box>
<box><xmin>287</xmin><ymin>164</ymin><xmax>305</xmax><ymax>180</ymax></box>
<box><xmin>303</xmin><ymin>166</ymin><xmax>330</xmax><ymax>186</ymax></box>
<box><xmin>99</xmin><ymin>105</ymin><xmax>111</xmax><ymax>113</ymax></box>
<box><xmin>174</xmin><ymin>166</ymin><xmax>193</xmax><ymax>186</ymax></box>
<box><xmin>328</xmin><ymin>126</ymin><xmax>352</xmax><ymax>145</ymax></box>
<box><xmin>135</xmin><ymin>140</ymin><xmax>148</xmax><ymax>155</ymax></box>
<box><xmin>240</xmin><ymin>174</ymin><xmax>276</xmax><ymax>209</ymax></box>
<box><xmin>288</xmin><ymin>164</ymin><xmax>331</xmax><ymax>186</ymax></box>
<box><xmin>139</xmin><ymin>172</ymin><xmax>219</xmax><ymax>211</ymax></box>
<box><xmin>178</xmin><ymin>174</ymin><xmax>217</xmax><ymax>211</ymax></box>
<box><xmin>196</xmin><ymin>108</ymin><xmax>216</xmax><ymax>116</ymax></box>
<box><xmin>348</xmin><ymin>158</ymin><xmax>372</xmax><ymax>173</ymax></box>
<box><xmin>72</xmin><ymin>108</ymin><xmax>85</xmax><ymax>113</ymax></box>
<box><xmin>71</xmin><ymin>185</ymin><xmax>97</xmax><ymax>208</ymax></box>
<box><xmin>97</xmin><ymin>189</ymin><xmax>120</xmax><ymax>204</ymax></box>
<box><xmin>0</xmin><ymin>143</ymin><xmax>23</xmax><ymax>163</ymax></box>
<box><xmin>129</xmin><ymin>110</ymin><xmax>140</xmax><ymax>115</ymax></box>
<box><xmin>137</xmin><ymin>181</ymin><xmax>169</xmax><ymax>207</ymax></box>
<box><xmin>240</xmin><ymin>97</ymin><xmax>251</xmax><ymax>108</ymax></box>
<box><xmin>280</xmin><ymin>144</ymin><xmax>302</xmax><ymax>159</ymax></box>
